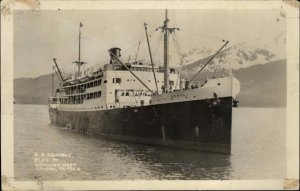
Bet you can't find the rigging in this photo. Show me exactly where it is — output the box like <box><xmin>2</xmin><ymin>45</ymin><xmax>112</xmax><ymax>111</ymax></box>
<box><xmin>211</xmin><ymin>55</ymin><xmax>224</xmax><ymax>79</ymax></box>
<box><xmin>189</xmin><ymin>40</ymin><xmax>229</xmax><ymax>84</ymax></box>
<box><xmin>108</xmin><ymin>50</ymin><xmax>154</xmax><ymax>94</ymax></box>
<box><xmin>134</xmin><ymin>41</ymin><xmax>141</xmax><ymax>62</ymax></box>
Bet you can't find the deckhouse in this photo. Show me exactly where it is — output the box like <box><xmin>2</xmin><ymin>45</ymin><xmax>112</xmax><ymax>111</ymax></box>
<box><xmin>49</xmin><ymin>48</ymin><xmax>180</xmax><ymax>111</ymax></box>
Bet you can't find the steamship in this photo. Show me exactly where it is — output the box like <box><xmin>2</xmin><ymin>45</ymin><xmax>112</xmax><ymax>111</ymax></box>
<box><xmin>48</xmin><ymin>10</ymin><xmax>240</xmax><ymax>154</ymax></box>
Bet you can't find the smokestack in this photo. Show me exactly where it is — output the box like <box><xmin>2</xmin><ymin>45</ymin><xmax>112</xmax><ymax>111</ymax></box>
<box><xmin>108</xmin><ymin>47</ymin><xmax>121</xmax><ymax>64</ymax></box>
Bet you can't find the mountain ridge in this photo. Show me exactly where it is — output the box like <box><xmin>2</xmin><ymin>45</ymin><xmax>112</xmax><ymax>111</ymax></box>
<box><xmin>14</xmin><ymin>59</ymin><xmax>286</xmax><ymax>107</ymax></box>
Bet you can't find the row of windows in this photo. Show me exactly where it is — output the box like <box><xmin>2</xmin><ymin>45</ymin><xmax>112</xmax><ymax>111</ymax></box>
<box><xmin>50</xmin><ymin>91</ymin><xmax>102</xmax><ymax>104</ymax></box>
<box><xmin>60</xmin><ymin>79</ymin><xmax>103</xmax><ymax>95</ymax></box>
<box><xmin>108</xmin><ymin>65</ymin><xmax>158</xmax><ymax>72</ymax></box>
<box><xmin>131</xmin><ymin>67</ymin><xmax>157</xmax><ymax>72</ymax></box>
<box><xmin>116</xmin><ymin>78</ymin><xmax>172</xmax><ymax>84</ymax></box>
<box><xmin>130</xmin><ymin>67</ymin><xmax>176</xmax><ymax>74</ymax></box>
<box><xmin>59</xmin><ymin>104</ymin><xmax>138</xmax><ymax>111</ymax></box>
<box><xmin>61</xmin><ymin>78</ymin><xmax>175</xmax><ymax>95</ymax></box>
<box><xmin>86</xmin><ymin>91</ymin><xmax>102</xmax><ymax>100</ymax></box>
<box><xmin>109</xmin><ymin>105</ymin><xmax>135</xmax><ymax>108</ymax></box>
<box><xmin>62</xmin><ymin>105</ymin><xmax>106</xmax><ymax>110</ymax></box>
<box><xmin>113</xmin><ymin>78</ymin><xmax>175</xmax><ymax>85</ymax></box>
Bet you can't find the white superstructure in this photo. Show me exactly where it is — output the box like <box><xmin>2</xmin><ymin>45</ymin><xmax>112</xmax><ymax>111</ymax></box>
<box><xmin>49</xmin><ymin>60</ymin><xmax>180</xmax><ymax>111</ymax></box>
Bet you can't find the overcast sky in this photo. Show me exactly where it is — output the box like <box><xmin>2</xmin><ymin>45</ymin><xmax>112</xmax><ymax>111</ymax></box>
<box><xmin>13</xmin><ymin>9</ymin><xmax>286</xmax><ymax>79</ymax></box>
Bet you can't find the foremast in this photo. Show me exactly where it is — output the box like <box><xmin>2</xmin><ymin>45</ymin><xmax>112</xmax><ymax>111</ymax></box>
<box><xmin>73</xmin><ymin>22</ymin><xmax>86</xmax><ymax>79</ymax></box>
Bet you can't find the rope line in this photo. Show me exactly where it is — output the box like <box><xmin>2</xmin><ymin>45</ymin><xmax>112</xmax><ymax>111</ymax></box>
<box><xmin>153</xmin><ymin>32</ymin><xmax>163</xmax><ymax>64</ymax></box>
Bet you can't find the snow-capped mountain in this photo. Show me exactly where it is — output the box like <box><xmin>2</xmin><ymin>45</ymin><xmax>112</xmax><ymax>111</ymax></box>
<box><xmin>181</xmin><ymin>31</ymin><xmax>286</xmax><ymax>74</ymax></box>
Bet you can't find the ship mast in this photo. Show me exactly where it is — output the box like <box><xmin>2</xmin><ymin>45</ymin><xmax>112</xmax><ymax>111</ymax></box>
<box><xmin>144</xmin><ymin>23</ymin><xmax>159</xmax><ymax>93</ymax></box>
<box><xmin>157</xmin><ymin>10</ymin><xmax>179</xmax><ymax>92</ymax></box>
<box><xmin>52</xmin><ymin>66</ymin><xmax>54</xmax><ymax>96</ymax></box>
<box><xmin>73</xmin><ymin>22</ymin><xmax>86</xmax><ymax>79</ymax></box>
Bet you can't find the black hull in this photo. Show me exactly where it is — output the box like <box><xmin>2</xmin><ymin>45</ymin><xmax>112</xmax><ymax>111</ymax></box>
<box><xmin>49</xmin><ymin>97</ymin><xmax>233</xmax><ymax>154</ymax></box>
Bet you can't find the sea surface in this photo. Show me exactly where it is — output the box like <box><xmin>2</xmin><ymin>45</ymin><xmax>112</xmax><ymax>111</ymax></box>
<box><xmin>14</xmin><ymin>104</ymin><xmax>286</xmax><ymax>180</ymax></box>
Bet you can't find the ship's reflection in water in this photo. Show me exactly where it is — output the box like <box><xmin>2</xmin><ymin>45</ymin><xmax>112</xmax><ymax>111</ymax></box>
<box><xmin>14</xmin><ymin>105</ymin><xmax>286</xmax><ymax>180</ymax></box>
<box><xmin>91</xmin><ymin>139</ymin><xmax>232</xmax><ymax>180</ymax></box>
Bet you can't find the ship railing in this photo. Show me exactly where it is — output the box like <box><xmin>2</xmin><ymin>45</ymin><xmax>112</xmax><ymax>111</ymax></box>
<box><xmin>63</xmin><ymin>99</ymin><xmax>84</xmax><ymax>105</ymax></box>
<box><xmin>65</xmin><ymin>88</ymin><xmax>86</xmax><ymax>95</ymax></box>
<box><xmin>182</xmin><ymin>80</ymin><xmax>207</xmax><ymax>90</ymax></box>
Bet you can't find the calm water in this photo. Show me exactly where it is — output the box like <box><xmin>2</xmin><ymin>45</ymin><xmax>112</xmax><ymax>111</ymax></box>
<box><xmin>14</xmin><ymin>104</ymin><xmax>286</xmax><ymax>180</ymax></box>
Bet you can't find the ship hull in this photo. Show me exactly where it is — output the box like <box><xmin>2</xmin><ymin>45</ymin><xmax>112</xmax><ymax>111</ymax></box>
<box><xmin>49</xmin><ymin>96</ymin><xmax>234</xmax><ymax>154</ymax></box>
